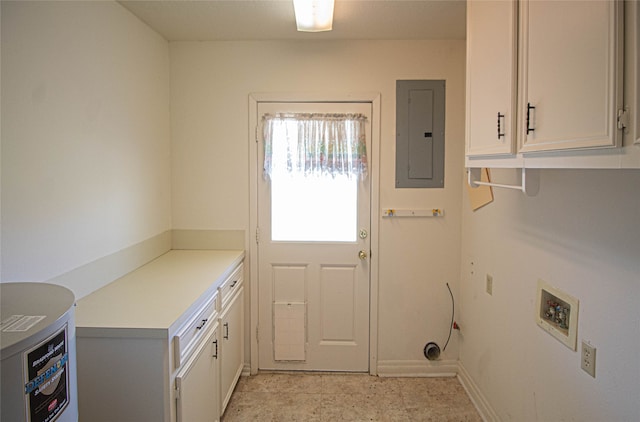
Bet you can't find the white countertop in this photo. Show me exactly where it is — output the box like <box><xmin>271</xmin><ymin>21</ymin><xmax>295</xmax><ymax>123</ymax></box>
<box><xmin>75</xmin><ymin>250</ymin><xmax>244</xmax><ymax>338</ymax></box>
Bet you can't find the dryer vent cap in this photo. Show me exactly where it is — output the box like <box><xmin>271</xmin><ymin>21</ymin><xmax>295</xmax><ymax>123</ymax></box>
<box><xmin>424</xmin><ymin>342</ymin><xmax>441</xmax><ymax>360</ymax></box>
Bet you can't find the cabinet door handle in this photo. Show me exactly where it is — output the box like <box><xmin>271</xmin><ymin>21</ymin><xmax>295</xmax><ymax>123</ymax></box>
<box><xmin>196</xmin><ymin>318</ymin><xmax>208</xmax><ymax>330</ymax></box>
<box><xmin>212</xmin><ymin>339</ymin><xmax>218</xmax><ymax>359</ymax></box>
<box><xmin>497</xmin><ymin>112</ymin><xmax>505</xmax><ymax>139</ymax></box>
<box><xmin>526</xmin><ymin>103</ymin><xmax>536</xmax><ymax>134</ymax></box>
<box><xmin>230</xmin><ymin>280</ymin><xmax>238</xmax><ymax>288</ymax></box>
<box><xmin>224</xmin><ymin>322</ymin><xmax>229</xmax><ymax>339</ymax></box>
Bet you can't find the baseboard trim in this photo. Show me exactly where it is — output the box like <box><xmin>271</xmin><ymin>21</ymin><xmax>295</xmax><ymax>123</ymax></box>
<box><xmin>376</xmin><ymin>359</ymin><xmax>458</xmax><ymax>377</ymax></box>
<box><xmin>48</xmin><ymin>230</ymin><xmax>171</xmax><ymax>299</ymax></box>
<box><xmin>457</xmin><ymin>362</ymin><xmax>499</xmax><ymax>422</ymax></box>
<box><xmin>376</xmin><ymin>359</ymin><xmax>497</xmax><ymax>421</ymax></box>
<box><xmin>242</xmin><ymin>363</ymin><xmax>252</xmax><ymax>377</ymax></box>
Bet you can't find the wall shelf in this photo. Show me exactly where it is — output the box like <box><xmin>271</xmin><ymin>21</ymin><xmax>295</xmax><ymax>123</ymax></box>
<box><xmin>466</xmin><ymin>145</ymin><xmax>640</xmax><ymax>170</ymax></box>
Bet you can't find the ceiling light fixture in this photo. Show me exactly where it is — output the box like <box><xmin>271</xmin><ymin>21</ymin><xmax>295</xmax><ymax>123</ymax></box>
<box><xmin>293</xmin><ymin>0</ymin><xmax>335</xmax><ymax>32</ymax></box>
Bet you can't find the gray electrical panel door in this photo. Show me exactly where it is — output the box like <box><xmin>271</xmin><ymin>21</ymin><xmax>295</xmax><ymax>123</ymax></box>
<box><xmin>396</xmin><ymin>80</ymin><xmax>445</xmax><ymax>188</ymax></box>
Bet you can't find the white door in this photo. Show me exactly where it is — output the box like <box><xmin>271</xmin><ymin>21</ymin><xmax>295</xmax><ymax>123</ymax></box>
<box><xmin>257</xmin><ymin>102</ymin><xmax>371</xmax><ymax>372</ymax></box>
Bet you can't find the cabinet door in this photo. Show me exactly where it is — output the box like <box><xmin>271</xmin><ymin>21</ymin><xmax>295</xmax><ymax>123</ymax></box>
<box><xmin>219</xmin><ymin>287</ymin><xmax>244</xmax><ymax>414</ymax></box>
<box><xmin>176</xmin><ymin>327</ymin><xmax>220</xmax><ymax>422</ymax></box>
<box><xmin>519</xmin><ymin>0</ymin><xmax>623</xmax><ymax>152</ymax></box>
<box><xmin>466</xmin><ymin>0</ymin><xmax>518</xmax><ymax>156</ymax></box>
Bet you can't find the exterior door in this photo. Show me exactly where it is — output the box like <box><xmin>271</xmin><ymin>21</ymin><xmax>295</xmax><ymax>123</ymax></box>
<box><xmin>257</xmin><ymin>102</ymin><xmax>371</xmax><ymax>371</ymax></box>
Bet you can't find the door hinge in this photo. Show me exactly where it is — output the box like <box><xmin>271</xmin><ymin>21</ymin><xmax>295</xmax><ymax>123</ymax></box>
<box><xmin>255</xmin><ymin>125</ymin><xmax>259</xmax><ymax>143</ymax></box>
<box><xmin>255</xmin><ymin>227</ymin><xmax>260</xmax><ymax>244</ymax></box>
<box><xmin>175</xmin><ymin>386</ymin><xmax>181</xmax><ymax>400</ymax></box>
<box><xmin>256</xmin><ymin>325</ymin><xmax>259</xmax><ymax>343</ymax></box>
<box><xmin>617</xmin><ymin>108</ymin><xmax>629</xmax><ymax>130</ymax></box>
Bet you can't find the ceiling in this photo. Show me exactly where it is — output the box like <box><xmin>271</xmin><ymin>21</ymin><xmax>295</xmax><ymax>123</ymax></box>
<box><xmin>118</xmin><ymin>0</ymin><xmax>466</xmax><ymax>42</ymax></box>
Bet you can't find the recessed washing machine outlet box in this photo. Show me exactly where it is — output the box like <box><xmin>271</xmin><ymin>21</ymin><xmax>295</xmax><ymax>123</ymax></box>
<box><xmin>535</xmin><ymin>279</ymin><xmax>579</xmax><ymax>350</ymax></box>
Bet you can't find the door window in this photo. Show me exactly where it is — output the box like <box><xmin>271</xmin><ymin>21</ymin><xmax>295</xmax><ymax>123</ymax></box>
<box><xmin>271</xmin><ymin>172</ymin><xmax>357</xmax><ymax>242</ymax></box>
<box><xmin>263</xmin><ymin>112</ymin><xmax>367</xmax><ymax>243</ymax></box>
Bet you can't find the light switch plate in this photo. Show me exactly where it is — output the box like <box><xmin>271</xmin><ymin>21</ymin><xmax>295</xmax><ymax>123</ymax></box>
<box><xmin>485</xmin><ymin>274</ymin><xmax>493</xmax><ymax>295</ymax></box>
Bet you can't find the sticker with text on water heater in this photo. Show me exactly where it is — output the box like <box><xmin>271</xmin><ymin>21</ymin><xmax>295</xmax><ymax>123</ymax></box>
<box><xmin>24</xmin><ymin>324</ymin><xmax>70</xmax><ymax>422</ymax></box>
<box><xmin>1</xmin><ymin>315</ymin><xmax>46</xmax><ymax>332</ymax></box>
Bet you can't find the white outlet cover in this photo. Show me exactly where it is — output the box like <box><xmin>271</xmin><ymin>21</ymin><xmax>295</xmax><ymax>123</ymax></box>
<box><xmin>581</xmin><ymin>341</ymin><xmax>596</xmax><ymax>378</ymax></box>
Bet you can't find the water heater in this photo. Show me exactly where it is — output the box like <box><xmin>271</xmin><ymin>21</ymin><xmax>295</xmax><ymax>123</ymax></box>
<box><xmin>1</xmin><ymin>282</ymin><xmax>78</xmax><ymax>422</ymax></box>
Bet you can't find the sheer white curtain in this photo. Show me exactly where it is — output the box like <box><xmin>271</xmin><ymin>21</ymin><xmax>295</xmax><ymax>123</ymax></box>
<box><xmin>263</xmin><ymin>113</ymin><xmax>368</xmax><ymax>180</ymax></box>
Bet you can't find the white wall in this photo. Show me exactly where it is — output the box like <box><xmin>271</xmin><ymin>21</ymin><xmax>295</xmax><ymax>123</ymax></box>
<box><xmin>170</xmin><ymin>40</ymin><xmax>466</xmax><ymax>366</ymax></box>
<box><xmin>1</xmin><ymin>1</ymin><xmax>171</xmax><ymax>297</ymax></box>
<box><xmin>459</xmin><ymin>168</ymin><xmax>640</xmax><ymax>421</ymax></box>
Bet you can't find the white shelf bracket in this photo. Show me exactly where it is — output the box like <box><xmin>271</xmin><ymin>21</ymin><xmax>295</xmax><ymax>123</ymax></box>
<box><xmin>468</xmin><ymin>167</ymin><xmax>539</xmax><ymax>196</ymax></box>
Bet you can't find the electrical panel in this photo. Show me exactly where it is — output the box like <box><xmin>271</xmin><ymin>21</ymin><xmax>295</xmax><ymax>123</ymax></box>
<box><xmin>395</xmin><ymin>80</ymin><xmax>445</xmax><ymax>188</ymax></box>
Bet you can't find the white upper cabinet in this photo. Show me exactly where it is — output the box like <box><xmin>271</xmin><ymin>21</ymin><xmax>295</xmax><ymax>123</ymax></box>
<box><xmin>466</xmin><ymin>0</ymin><xmax>627</xmax><ymax>165</ymax></box>
<box><xmin>466</xmin><ymin>0</ymin><xmax>518</xmax><ymax>156</ymax></box>
<box><xmin>518</xmin><ymin>0</ymin><xmax>623</xmax><ymax>153</ymax></box>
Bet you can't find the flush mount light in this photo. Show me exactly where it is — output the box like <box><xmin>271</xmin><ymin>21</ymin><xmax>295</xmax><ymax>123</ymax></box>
<box><xmin>293</xmin><ymin>0</ymin><xmax>335</xmax><ymax>32</ymax></box>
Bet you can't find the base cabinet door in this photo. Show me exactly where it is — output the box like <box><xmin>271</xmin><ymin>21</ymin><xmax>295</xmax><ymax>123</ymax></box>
<box><xmin>219</xmin><ymin>286</ymin><xmax>244</xmax><ymax>414</ymax></box>
<box><xmin>176</xmin><ymin>326</ymin><xmax>220</xmax><ymax>422</ymax></box>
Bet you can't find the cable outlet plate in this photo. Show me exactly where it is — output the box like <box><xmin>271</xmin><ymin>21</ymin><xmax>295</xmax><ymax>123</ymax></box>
<box><xmin>581</xmin><ymin>341</ymin><xmax>596</xmax><ymax>378</ymax></box>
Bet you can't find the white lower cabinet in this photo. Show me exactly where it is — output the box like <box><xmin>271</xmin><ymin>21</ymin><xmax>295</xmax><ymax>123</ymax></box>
<box><xmin>219</xmin><ymin>277</ymin><xmax>244</xmax><ymax>415</ymax></box>
<box><xmin>176</xmin><ymin>324</ymin><xmax>220</xmax><ymax>422</ymax></box>
<box><xmin>75</xmin><ymin>250</ymin><xmax>245</xmax><ymax>422</ymax></box>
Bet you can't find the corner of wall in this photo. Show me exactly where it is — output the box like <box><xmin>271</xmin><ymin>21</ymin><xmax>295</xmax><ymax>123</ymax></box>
<box><xmin>457</xmin><ymin>362</ymin><xmax>500</xmax><ymax>422</ymax></box>
<box><xmin>171</xmin><ymin>229</ymin><xmax>246</xmax><ymax>250</ymax></box>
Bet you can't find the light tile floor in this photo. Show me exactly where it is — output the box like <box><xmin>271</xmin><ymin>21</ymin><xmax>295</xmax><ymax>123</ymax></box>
<box><xmin>222</xmin><ymin>372</ymin><xmax>482</xmax><ymax>422</ymax></box>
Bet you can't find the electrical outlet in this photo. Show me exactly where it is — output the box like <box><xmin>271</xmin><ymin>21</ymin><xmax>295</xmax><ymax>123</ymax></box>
<box><xmin>485</xmin><ymin>274</ymin><xmax>493</xmax><ymax>295</ymax></box>
<box><xmin>581</xmin><ymin>341</ymin><xmax>596</xmax><ymax>378</ymax></box>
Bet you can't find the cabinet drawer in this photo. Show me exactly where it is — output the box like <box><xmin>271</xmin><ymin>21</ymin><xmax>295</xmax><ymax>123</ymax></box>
<box><xmin>174</xmin><ymin>293</ymin><xmax>217</xmax><ymax>368</ymax></box>
<box><xmin>219</xmin><ymin>264</ymin><xmax>243</xmax><ymax>310</ymax></box>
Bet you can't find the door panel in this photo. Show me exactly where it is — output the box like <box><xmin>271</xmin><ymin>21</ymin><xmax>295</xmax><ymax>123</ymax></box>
<box><xmin>257</xmin><ymin>102</ymin><xmax>371</xmax><ymax>372</ymax></box>
<box><xmin>320</xmin><ymin>265</ymin><xmax>357</xmax><ymax>341</ymax></box>
<box><xmin>175</xmin><ymin>326</ymin><xmax>219</xmax><ymax>422</ymax></box>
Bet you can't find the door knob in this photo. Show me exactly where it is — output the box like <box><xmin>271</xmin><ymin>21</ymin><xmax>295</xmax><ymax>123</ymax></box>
<box><xmin>358</xmin><ymin>250</ymin><xmax>368</xmax><ymax>260</ymax></box>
